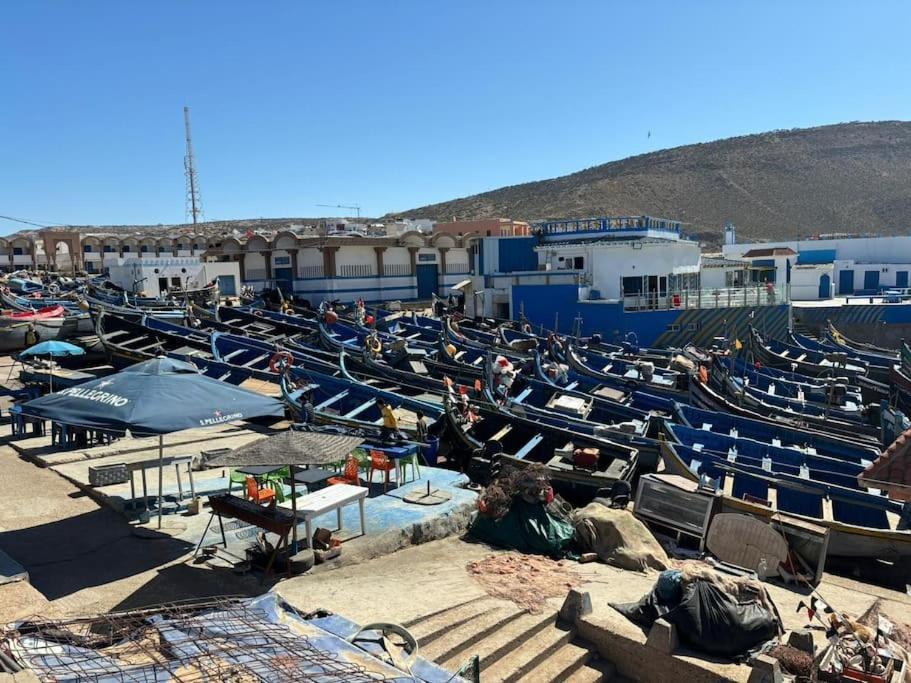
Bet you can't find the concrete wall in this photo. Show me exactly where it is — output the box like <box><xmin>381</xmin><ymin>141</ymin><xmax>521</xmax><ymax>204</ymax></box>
<box><xmin>791</xmin><ymin>263</ymin><xmax>833</xmax><ymax>300</ymax></box>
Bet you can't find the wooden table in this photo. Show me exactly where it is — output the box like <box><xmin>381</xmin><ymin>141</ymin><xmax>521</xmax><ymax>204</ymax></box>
<box><xmin>282</xmin><ymin>483</ymin><xmax>368</xmax><ymax>548</ymax></box>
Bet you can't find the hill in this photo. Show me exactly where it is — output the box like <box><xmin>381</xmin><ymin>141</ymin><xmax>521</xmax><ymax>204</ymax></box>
<box><xmin>395</xmin><ymin>122</ymin><xmax>911</xmax><ymax>244</ymax></box>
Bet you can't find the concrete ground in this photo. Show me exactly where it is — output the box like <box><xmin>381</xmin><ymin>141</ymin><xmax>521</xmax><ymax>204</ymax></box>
<box><xmin>277</xmin><ymin>534</ymin><xmax>911</xmax><ymax>682</ymax></box>
<box><xmin>0</xmin><ymin>443</ymin><xmax>264</xmax><ymax>619</ymax></box>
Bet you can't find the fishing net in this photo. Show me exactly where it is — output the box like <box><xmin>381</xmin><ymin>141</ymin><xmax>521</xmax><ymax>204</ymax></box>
<box><xmin>477</xmin><ymin>463</ymin><xmax>551</xmax><ymax>520</ymax></box>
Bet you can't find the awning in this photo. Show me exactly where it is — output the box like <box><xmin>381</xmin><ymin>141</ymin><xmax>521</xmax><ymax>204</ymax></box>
<box><xmin>672</xmin><ymin>265</ymin><xmax>701</xmax><ymax>275</ymax></box>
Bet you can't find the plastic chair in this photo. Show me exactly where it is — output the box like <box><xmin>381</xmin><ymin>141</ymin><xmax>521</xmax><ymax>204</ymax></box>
<box><xmin>328</xmin><ymin>455</ymin><xmax>362</xmax><ymax>486</ymax></box>
<box><xmin>263</xmin><ymin>467</ymin><xmax>290</xmax><ymax>503</ymax></box>
<box><xmin>367</xmin><ymin>449</ymin><xmax>396</xmax><ymax>492</ymax></box>
<box><xmin>245</xmin><ymin>476</ymin><xmax>275</xmax><ymax>505</ymax></box>
<box><xmin>228</xmin><ymin>469</ymin><xmax>248</xmax><ymax>494</ymax></box>
<box><xmin>398</xmin><ymin>450</ymin><xmax>421</xmax><ymax>484</ymax></box>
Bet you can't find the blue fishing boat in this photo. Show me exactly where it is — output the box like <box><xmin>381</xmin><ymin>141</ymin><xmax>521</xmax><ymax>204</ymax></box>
<box><xmin>670</xmin><ymin>402</ymin><xmax>880</xmax><ymax>463</ymax></box>
<box><xmin>659</xmin><ymin>439</ymin><xmax>911</xmax><ymax>565</ymax></box>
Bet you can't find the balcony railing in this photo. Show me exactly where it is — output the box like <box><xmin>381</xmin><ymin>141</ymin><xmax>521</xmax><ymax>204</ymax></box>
<box><xmin>622</xmin><ymin>284</ymin><xmax>790</xmax><ymax>311</ymax></box>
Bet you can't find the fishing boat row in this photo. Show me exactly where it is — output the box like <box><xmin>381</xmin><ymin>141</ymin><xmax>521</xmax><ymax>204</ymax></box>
<box><xmin>6</xmin><ymin>272</ymin><xmax>911</xmax><ymax>577</ymax></box>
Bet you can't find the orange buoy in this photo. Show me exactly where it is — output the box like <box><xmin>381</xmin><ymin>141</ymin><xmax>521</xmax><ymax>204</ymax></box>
<box><xmin>324</xmin><ymin>310</ymin><xmax>339</xmax><ymax>325</ymax></box>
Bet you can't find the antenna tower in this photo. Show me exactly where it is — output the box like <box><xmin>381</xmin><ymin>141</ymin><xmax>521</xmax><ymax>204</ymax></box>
<box><xmin>183</xmin><ymin>106</ymin><xmax>203</xmax><ymax>224</ymax></box>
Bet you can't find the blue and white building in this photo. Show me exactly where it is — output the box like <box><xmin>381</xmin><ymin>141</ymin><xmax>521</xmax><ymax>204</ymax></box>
<box><xmin>466</xmin><ymin>216</ymin><xmax>789</xmax><ymax>347</ymax></box>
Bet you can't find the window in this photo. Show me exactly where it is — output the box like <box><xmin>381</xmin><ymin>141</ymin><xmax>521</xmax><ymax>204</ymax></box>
<box><xmin>12</xmin><ymin>247</ymin><xmax>23</xmax><ymax>256</ymax></box>
<box><xmin>667</xmin><ymin>324</ymin><xmax>680</xmax><ymax>332</ymax></box>
<box><xmin>573</xmin><ymin>256</ymin><xmax>584</xmax><ymax>269</ymax></box>
<box><xmin>122</xmin><ymin>246</ymin><xmax>130</xmax><ymax>252</ymax></box>
<box><xmin>686</xmin><ymin>322</ymin><xmax>698</xmax><ymax>331</ymax></box>
<box><xmin>171</xmin><ymin>277</ymin><xmax>181</xmax><ymax>287</ymax></box>
<box><xmin>83</xmin><ymin>244</ymin><xmax>92</xmax><ymax>253</ymax></box>
<box><xmin>140</xmin><ymin>245</ymin><xmax>149</xmax><ymax>253</ymax></box>
<box><xmin>176</xmin><ymin>243</ymin><xmax>184</xmax><ymax>250</ymax></box>
<box><xmin>103</xmin><ymin>245</ymin><xmax>113</xmax><ymax>253</ymax></box>
<box><xmin>622</xmin><ymin>276</ymin><xmax>643</xmax><ymax>295</ymax></box>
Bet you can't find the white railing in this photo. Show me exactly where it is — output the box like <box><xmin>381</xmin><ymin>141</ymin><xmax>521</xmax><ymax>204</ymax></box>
<box><xmin>298</xmin><ymin>265</ymin><xmax>324</xmax><ymax>278</ymax></box>
<box><xmin>338</xmin><ymin>264</ymin><xmax>376</xmax><ymax>278</ymax></box>
<box><xmin>383</xmin><ymin>263</ymin><xmax>411</xmax><ymax>277</ymax></box>
<box><xmin>622</xmin><ymin>284</ymin><xmax>790</xmax><ymax>311</ymax></box>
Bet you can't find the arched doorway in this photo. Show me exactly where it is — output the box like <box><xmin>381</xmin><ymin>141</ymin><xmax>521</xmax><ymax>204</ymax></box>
<box><xmin>818</xmin><ymin>273</ymin><xmax>831</xmax><ymax>299</ymax></box>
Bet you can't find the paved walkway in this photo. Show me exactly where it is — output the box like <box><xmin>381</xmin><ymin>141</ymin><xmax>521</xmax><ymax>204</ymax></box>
<box><xmin>0</xmin><ymin>444</ymin><xmax>259</xmax><ymax>616</ymax></box>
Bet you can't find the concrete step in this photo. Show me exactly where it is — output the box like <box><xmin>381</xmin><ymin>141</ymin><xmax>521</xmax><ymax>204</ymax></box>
<box><xmin>439</xmin><ymin>609</ymin><xmax>557</xmax><ymax>672</ymax></box>
<box><xmin>480</xmin><ymin>619</ymin><xmax>575</xmax><ymax>683</ymax></box>
<box><xmin>564</xmin><ymin>666</ymin><xmax>604</xmax><ymax>683</ymax></box>
<box><xmin>563</xmin><ymin>655</ymin><xmax>617</xmax><ymax>682</ymax></box>
<box><xmin>406</xmin><ymin>597</ymin><xmax>503</xmax><ymax>644</ymax></box>
<box><xmin>518</xmin><ymin>641</ymin><xmax>595</xmax><ymax>682</ymax></box>
<box><xmin>566</xmin><ymin>655</ymin><xmax>620</xmax><ymax>683</ymax></box>
<box><xmin>420</xmin><ymin>603</ymin><xmax>523</xmax><ymax>664</ymax></box>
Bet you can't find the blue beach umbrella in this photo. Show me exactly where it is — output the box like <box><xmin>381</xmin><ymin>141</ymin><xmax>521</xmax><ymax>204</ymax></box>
<box><xmin>19</xmin><ymin>340</ymin><xmax>86</xmax><ymax>358</ymax></box>
<box><xmin>18</xmin><ymin>340</ymin><xmax>86</xmax><ymax>392</ymax></box>
<box><xmin>21</xmin><ymin>356</ymin><xmax>285</xmax><ymax>527</ymax></box>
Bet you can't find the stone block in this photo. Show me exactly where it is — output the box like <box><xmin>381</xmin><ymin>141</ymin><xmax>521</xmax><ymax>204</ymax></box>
<box><xmin>645</xmin><ymin>617</ymin><xmax>678</xmax><ymax>654</ymax></box>
<box><xmin>747</xmin><ymin>654</ymin><xmax>783</xmax><ymax>683</ymax></box>
<box><xmin>559</xmin><ymin>589</ymin><xmax>593</xmax><ymax>622</ymax></box>
<box><xmin>787</xmin><ymin>628</ymin><xmax>815</xmax><ymax>654</ymax></box>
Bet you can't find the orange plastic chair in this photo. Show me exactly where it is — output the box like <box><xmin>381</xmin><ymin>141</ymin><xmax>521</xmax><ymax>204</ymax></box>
<box><xmin>245</xmin><ymin>476</ymin><xmax>275</xmax><ymax>505</ymax></box>
<box><xmin>328</xmin><ymin>455</ymin><xmax>361</xmax><ymax>486</ymax></box>
<box><xmin>367</xmin><ymin>449</ymin><xmax>396</xmax><ymax>492</ymax></box>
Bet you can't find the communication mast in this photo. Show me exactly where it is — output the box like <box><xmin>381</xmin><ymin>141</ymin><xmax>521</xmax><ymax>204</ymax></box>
<box><xmin>183</xmin><ymin>106</ymin><xmax>203</xmax><ymax>224</ymax></box>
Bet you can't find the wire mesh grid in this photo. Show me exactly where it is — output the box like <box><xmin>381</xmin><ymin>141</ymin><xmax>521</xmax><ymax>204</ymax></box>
<box><xmin>1</xmin><ymin>597</ymin><xmax>402</xmax><ymax>682</ymax></box>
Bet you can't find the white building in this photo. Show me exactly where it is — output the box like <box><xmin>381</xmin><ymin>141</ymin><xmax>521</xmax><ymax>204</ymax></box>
<box><xmin>723</xmin><ymin>234</ymin><xmax>911</xmax><ymax>298</ymax></box>
<box><xmin>107</xmin><ymin>256</ymin><xmax>241</xmax><ymax>298</ymax></box>
<box><xmin>536</xmin><ymin>218</ymin><xmax>701</xmax><ymax>302</ymax></box>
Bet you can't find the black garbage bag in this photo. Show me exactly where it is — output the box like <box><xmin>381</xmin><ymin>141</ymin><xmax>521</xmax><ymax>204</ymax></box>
<box><xmin>612</xmin><ymin>578</ymin><xmax>778</xmax><ymax>659</ymax></box>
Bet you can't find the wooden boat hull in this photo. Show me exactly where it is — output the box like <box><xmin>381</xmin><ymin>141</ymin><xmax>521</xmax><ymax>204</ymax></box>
<box><xmin>659</xmin><ymin>441</ymin><xmax>911</xmax><ymax>562</ymax></box>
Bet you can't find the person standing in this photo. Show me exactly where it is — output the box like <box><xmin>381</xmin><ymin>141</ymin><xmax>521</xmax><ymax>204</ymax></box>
<box><xmin>415</xmin><ymin>410</ymin><xmax>428</xmax><ymax>442</ymax></box>
<box><xmin>378</xmin><ymin>398</ymin><xmax>399</xmax><ymax>441</ymax></box>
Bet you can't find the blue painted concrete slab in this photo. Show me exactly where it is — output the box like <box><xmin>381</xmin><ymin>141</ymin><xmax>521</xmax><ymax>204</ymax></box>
<box><xmin>202</xmin><ymin>467</ymin><xmax>474</xmax><ymax>547</ymax></box>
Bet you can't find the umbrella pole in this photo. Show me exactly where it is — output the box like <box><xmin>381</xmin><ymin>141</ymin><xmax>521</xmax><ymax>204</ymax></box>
<box><xmin>290</xmin><ymin>472</ymin><xmax>298</xmax><ymax>553</ymax></box>
<box><xmin>48</xmin><ymin>353</ymin><xmax>52</xmax><ymax>394</ymax></box>
<box><xmin>157</xmin><ymin>434</ymin><xmax>164</xmax><ymax>529</ymax></box>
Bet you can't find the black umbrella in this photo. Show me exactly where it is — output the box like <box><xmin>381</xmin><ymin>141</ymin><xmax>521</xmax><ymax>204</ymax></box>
<box><xmin>208</xmin><ymin>430</ymin><xmax>364</xmax><ymax>548</ymax></box>
<box><xmin>21</xmin><ymin>357</ymin><xmax>285</xmax><ymax>527</ymax></box>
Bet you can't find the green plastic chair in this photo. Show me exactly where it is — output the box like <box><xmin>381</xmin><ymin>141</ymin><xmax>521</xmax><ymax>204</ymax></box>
<box><xmin>333</xmin><ymin>447</ymin><xmax>369</xmax><ymax>473</ymax></box>
<box><xmin>264</xmin><ymin>467</ymin><xmax>291</xmax><ymax>503</ymax></box>
<box><xmin>398</xmin><ymin>451</ymin><xmax>422</xmax><ymax>484</ymax></box>
<box><xmin>228</xmin><ymin>469</ymin><xmax>247</xmax><ymax>494</ymax></box>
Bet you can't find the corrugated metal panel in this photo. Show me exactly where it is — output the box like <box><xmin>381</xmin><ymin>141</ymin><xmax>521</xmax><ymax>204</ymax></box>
<box><xmin>498</xmin><ymin>237</ymin><xmax>538</xmax><ymax>273</ymax></box>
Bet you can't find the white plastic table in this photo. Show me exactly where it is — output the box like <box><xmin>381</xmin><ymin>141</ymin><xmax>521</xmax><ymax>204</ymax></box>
<box><xmin>283</xmin><ymin>483</ymin><xmax>368</xmax><ymax>548</ymax></box>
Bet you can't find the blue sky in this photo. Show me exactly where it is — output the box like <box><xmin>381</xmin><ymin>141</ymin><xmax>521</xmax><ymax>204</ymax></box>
<box><xmin>2</xmin><ymin>1</ymin><xmax>910</xmax><ymax>233</ymax></box>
